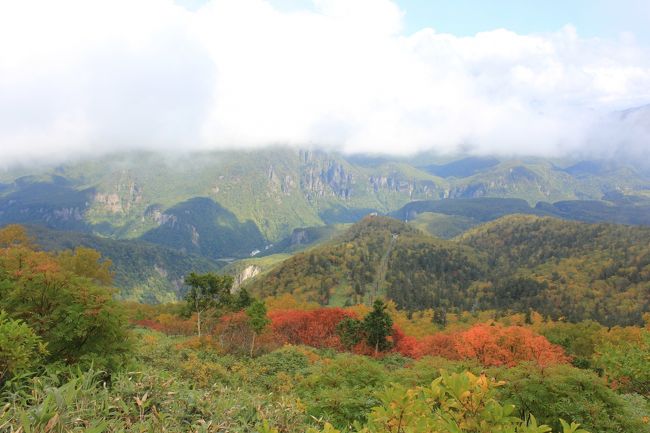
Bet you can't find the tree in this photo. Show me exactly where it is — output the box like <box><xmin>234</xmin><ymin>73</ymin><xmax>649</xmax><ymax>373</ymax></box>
<box><xmin>246</xmin><ymin>300</ymin><xmax>270</xmax><ymax>356</ymax></box>
<box><xmin>596</xmin><ymin>331</ymin><xmax>650</xmax><ymax>396</ymax></box>
<box><xmin>0</xmin><ymin>228</ymin><xmax>130</xmax><ymax>370</ymax></box>
<box><xmin>233</xmin><ymin>287</ymin><xmax>253</xmax><ymax>310</ymax></box>
<box><xmin>184</xmin><ymin>272</ymin><xmax>234</xmax><ymax>337</ymax></box>
<box><xmin>432</xmin><ymin>307</ymin><xmax>447</xmax><ymax>328</ymax></box>
<box><xmin>336</xmin><ymin>317</ymin><xmax>363</xmax><ymax>350</ymax></box>
<box><xmin>57</xmin><ymin>247</ymin><xmax>113</xmax><ymax>285</ymax></box>
<box><xmin>363</xmin><ymin>299</ymin><xmax>393</xmax><ymax>355</ymax></box>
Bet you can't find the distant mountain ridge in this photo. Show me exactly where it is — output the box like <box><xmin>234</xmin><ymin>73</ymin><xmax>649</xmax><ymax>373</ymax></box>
<box><xmin>1</xmin><ymin>150</ymin><xmax>648</xmax><ymax>246</ymax></box>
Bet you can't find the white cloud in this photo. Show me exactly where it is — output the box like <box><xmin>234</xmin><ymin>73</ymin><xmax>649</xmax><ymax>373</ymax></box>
<box><xmin>0</xmin><ymin>0</ymin><xmax>649</xmax><ymax>165</ymax></box>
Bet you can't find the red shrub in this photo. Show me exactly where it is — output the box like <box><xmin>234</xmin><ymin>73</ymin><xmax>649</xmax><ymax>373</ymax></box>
<box><xmin>270</xmin><ymin>308</ymin><xmax>357</xmax><ymax>349</ymax></box>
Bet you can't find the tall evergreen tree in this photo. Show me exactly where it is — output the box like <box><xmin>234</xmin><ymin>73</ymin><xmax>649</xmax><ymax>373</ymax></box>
<box><xmin>363</xmin><ymin>299</ymin><xmax>393</xmax><ymax>354</ymax></box>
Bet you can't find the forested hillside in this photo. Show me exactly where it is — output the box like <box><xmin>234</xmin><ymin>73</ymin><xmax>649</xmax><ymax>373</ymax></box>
<box><xmin>250</xmin><ymin>215</ymin><xmax>650</xmax><ymax>326</ymax></box>
<box><xmin>460</xmin><ymin>215</ymin><xmax>650</xmax><ymax>325</ymax></box>
<box><xmin>25</xmin><ymin>225</ymin><xmax>223</xmax><ymax>303</ymax></box>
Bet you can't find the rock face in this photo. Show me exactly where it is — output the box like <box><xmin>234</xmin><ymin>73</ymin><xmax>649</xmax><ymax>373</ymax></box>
<box><xmin>300</xmin><ymin>151</ymin><xmax>354</xmax><ymax>200</ymax></box>
<box><xmin>93</xmin><ymin>177</ymin><xmax>143</xmax><ymax>214</ymax></box>
<box><xmin>299</xmin><ymin>150</ymin><xmax>445</xmax><ymax>202</ymax></box>
<box><xmin>232</xmin><ymin>265</ymin><xmax>261</xmax><ymax>292</ymax></box>
<box><xmin>290</xmin><ymin>228</ymin><xmax>310</xmax><ymax>246</ymax></box>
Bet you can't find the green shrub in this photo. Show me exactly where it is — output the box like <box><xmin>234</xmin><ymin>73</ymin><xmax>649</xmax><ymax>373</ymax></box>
<box><xmin>493</xmin><ymin>364</ymin><xmax>649</xmax><ymax>433</ymax></box>
<box><xmin>0</xmin><ymin>311</ymin><xmax>46</xmax><ymax>384</ymax></box>
<box><xmin>299</xmin><ymin>355</ymin><xmax>388</xmax><ymax>428</ymax></box>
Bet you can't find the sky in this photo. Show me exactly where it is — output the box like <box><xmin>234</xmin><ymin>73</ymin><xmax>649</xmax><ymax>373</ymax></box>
<box><xmin>1</xmin><ymin>0</ymin><xmax>649</xmax><ymax>166</ymax></box>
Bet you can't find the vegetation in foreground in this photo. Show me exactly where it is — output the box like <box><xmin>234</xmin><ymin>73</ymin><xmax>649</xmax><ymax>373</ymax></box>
<box><xmin>1</xmin><ymin>224</ymin><xmax>650</xmax><ymax>432</ymax></box>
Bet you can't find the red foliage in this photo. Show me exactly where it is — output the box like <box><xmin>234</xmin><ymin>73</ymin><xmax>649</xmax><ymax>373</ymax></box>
<box><xmin>397</xmin><ymin>333</ymin><xmax>462</xmax><ymax>360</ymax></box>
<box><xmin>392</xmin><ymin>323</ymin><xmax>569</xmax><ymax>367</ymax></box>
<box><xmin>270</xmin><ymin>308</ymin><xmax>357</xmax><ymax>349</ymax></box>
<box><xmin>136</xmin><ymin>304</ymin><xmax>569</xmax><ymax>368</ymax></box>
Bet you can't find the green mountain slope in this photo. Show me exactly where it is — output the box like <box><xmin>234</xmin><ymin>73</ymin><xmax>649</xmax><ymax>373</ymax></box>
<box><xmin>459</xmin><ymin>215</ymin><xmax>650</xmax><ymax>325</ymax></box>
<box><xmin>249</xmin><ymin>216</ymin><xmax>484</xmax><ymax>308</ymax></box>
<box><xmin>249</xmin><ymin>215</ymin><xmax>650</xmax><ymax>326</ymax></box>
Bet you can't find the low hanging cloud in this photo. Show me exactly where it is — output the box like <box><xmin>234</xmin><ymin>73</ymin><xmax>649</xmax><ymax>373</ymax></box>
<box><xmin>1</xmin><ymin>0</ymin><xmax>649</xmax><ymax>166</ymax></box>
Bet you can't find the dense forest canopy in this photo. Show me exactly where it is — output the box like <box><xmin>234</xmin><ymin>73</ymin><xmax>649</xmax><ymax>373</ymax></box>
<box><xmin>250</xmin><ymin>215</ymin><xmax>650</xmax><ymax>326</ymax></box>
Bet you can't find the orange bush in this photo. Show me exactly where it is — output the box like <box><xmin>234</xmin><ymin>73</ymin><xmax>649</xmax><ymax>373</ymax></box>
<box><xmin>456</xmin><ymin>324</ymin><xmax>570</xmax><ymax>367</ymax></box>
<box><xmin>393</xmin><ymin>323</ymin><xmax>569</xmax><ymax>367</ymax></box>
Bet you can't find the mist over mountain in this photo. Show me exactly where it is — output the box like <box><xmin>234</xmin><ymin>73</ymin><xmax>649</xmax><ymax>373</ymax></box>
<box><xmin>1</xmin><ymin>1</ymin><xmax>650</xmax><ymax>167</ymax></box>
<box><xmin>2</xmin><ymin>149</ymin><xmax>649</xmax><ymax>288</ymax></box>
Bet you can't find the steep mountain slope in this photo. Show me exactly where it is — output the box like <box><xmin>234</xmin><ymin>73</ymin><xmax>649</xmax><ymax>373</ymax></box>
<box><xmin>140</xmin><ymin>197</ymin><xmax>266</xmax><ymax>259</ymax></box>
<box><xmin>444</xmin><ymin>158</ymin><xmax>649</xmax><ymax>202</ymax></box>
<box><xmin>249</xmin><ymin>215</ymin><xmax>650</xmax><ymax>326</ymax></box>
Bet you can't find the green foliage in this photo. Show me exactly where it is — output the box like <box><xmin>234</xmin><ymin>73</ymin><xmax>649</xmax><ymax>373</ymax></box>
<box><xmin>246</xmin><ymin>300</ymin><xmax>270</xmax><ymax>335</ymax></box>
<box><xmin>595</xmin><ymin>330</ymin><xmax>650</xmax><ymax>396</ymax></box>
<box><xmin>233</xmin><ymin>288</ymin><xmax>253</xmax><ymax>310</ymax></box>
<box><xmin>359</xmin><ymin>371</ymin><xmax>590</xmax><ymax>433</ymax></box>
<box><xmin>493</xmin><ymin>364</ymin><xmax>649</xmax><ymax>433</ymax></box>
<box><xmin>184</xmin><ymin>272</ymin><xmax>234</xmax><ymax>337</ymax></box>
<box><xmin>363</xmin><ymin>300</ymin><xmax>394</xmax><ymax>354</ymax></box>
<box><xmin>337</xmin><ymin>317</ymin><xmax>364</xmax><ymax>350</ymax></box>
<box><xmin>252</xmin><ymin>216</ymin><xmax>483</xmax><ymax>310</ymax></box>
<box><xmin>0</xmin><ymin>311</ymin><xmax>46</xmax><ymax>384</ymax></box>
<box><xmin>0</xmin><ymin>237</ymin><xmax>131</xmax><ymax>371</ymax></box>
<box><xmin>254</xmin><ymin>215</ymin><xmax>650</xmax><ymax>326</ymax></box>
<box><xmin>538</xmin><ymin>321</ymin><xmax>602</xmax><ymax>366</ymax></box>
<box><xmin>298</xmin><ymin>354</ymin><xmax>388</xmax><ymax>428</ymax></box>
<box><xmin>246</xmin><ymin>300</ymin><xmax>270</xmax><ymax>356</ymax></box>
<box><xmin>27</xmin><ymin>224</ymin><xmax>223</xmax><ymax>303</ymax></box>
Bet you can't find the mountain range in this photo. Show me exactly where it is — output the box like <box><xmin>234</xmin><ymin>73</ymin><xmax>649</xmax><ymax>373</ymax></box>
<box><xmin>1</xmin><ymin>149</ymin><xmax>649</xmax><ymax>302</ymax></box>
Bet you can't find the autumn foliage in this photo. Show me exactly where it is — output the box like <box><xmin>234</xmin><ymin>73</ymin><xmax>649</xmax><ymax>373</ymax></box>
<box><xmin>269</xmin><ymin>308</ymin><xmax>356</xmax><ymax>349</ymax></box>
<box><xmin>397</xmin><ymin>324</ymin><xmax>570</xmax><ymax>367</ymax></box>
<box><xmin>134</xmin><ymin>305</ymin><xmax>570</xmax><ymax>367</ymax></box>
